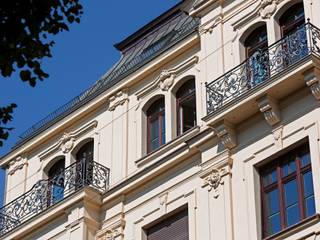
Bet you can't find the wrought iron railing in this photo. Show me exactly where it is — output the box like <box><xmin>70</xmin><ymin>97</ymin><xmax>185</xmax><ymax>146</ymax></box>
<box><xmin>0</xmin><ymin>160</ymin><xmax>110</xmax><ymax>236</ymax></box>
<box><xmin>206</xmin><ymin>22</ymin><xmax>320</xmax><ymax>115</ymax></box>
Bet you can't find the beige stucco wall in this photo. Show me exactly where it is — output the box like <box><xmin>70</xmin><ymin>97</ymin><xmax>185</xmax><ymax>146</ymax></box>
<box><xmin>1</xmin><ymin>0</ymin><xmax>320</xmax><ymax>239</ymax></box>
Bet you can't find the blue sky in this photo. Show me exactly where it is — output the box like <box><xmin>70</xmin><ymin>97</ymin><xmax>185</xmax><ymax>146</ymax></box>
<box><xmin>0</xmin><ymin>1</ymin><xmax>180</xmax><ymax>206</ymax></box>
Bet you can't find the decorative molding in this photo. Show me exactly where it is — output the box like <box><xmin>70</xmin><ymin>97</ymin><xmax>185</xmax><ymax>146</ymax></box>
<box><xmin>198</xmin><ymin>16</ymin><xmax>222</xmax><ymax>35</ymax></box>
<box><xmin>8</xmin><ymin>155</ymin><xmax>28</xmax><ymax>175</ymax></box>
<box><xmin>97</xmin><ymin>218</ymin><xmax>125</xmax><ymax>240</ymax></box>
<box><xmin>108</xmin><ymin>89</ymin><xmax>129</xmax><ymax>111</ymax></box>
<box><xmin>259</xmin><ymin>0</ymin><xmax>278</xmax><ymax>19</ymax></box>
<box><xmin>212</xmin><ymin>120</ymin><xmax>236</xmax><ymax>149</ymax></box>
<box><xmin>158</xmin><ymin>70</ymin><xmax>175</xmax><ymax>91</ymax></box>
<box><xmin>190</xmin><ymin>0</ymin><xmax>217</xmax><ymax>17</ymax></box>
<box><xmin>257</xmin><ymin>95</ymin><xmax>280</xmax><ymax>126</ymax></box>
<box><xmin>136</xmin><ymin>56</ymin><xmax>199</xmax><ymax>99</ymax></box>
<box><xmin>272</xmin><ymin>126</ymin><xmax>283</xmax><ymax>149</ymax></box>
<box><xmin>199</xmin><ymin>165</ymin><xmax>228</xmax><ymax>198</ymax></box>
<box><xmin>304</xmin><ymin>67</ymin><xmax>320</xmax><ymax>101</ymax></box>
<box><xmin>38</xmin><ymin>120</ymin><xmax>98</xmax><ymax>161</ymax></box>
<box><xmin>59</xmin><ymin>133</ymin><xmax>75</xmax><ymax>154</ymax></box>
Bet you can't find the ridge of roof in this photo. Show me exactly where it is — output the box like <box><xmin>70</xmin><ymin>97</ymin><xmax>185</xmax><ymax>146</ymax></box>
<box><xmin>114</xmin><ymin>1</ymin><xmax>184</xmax><ymax>52</ymax></box>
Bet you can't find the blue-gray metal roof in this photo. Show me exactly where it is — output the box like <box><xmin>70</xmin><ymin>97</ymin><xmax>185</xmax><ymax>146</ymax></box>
<box><xmin>13</xmin><ymin>8</ymin><xmax>199</xmax><ymax>149</ymax></box>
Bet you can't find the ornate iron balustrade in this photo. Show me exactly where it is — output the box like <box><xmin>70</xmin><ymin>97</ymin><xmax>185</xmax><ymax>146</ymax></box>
<box><xmin>206</xmin><ymin>22</ymin><xmax>320</xmax><ymax>115</ymax></box>
<box><xmin>0</xmin><ymin>160</ymin><xmax>110</xmax><ymax>236</ymax></box>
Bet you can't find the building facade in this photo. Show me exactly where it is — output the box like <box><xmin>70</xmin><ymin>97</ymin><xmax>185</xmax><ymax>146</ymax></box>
<box><xmin>1</xmin><ymin>0</ymin><xmax>320</xmax><ymax>239</ymax></box>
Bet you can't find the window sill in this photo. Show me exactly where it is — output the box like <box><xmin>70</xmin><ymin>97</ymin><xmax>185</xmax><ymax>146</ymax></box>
<box><xmin>135</xmin><ymin>126</ymin><xmax>200</xmax><ymax>167</ymax></box>
<box><xmin>263</xmin><ymin>214</ymin><xmax>320</xmax><ymax>240</ymax></box>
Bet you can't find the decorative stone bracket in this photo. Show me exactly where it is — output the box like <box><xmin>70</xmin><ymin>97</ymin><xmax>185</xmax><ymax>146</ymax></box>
<box><xmin>212</xmin><ymin>120</ymin><xmax>236</xmax><ymax>150</ymax></box>
<box><xmin>108</xmin><ymin>89</ymin><xmax>129</xmax><ymax>111</ymax></box>
<box><xmin>257</xmin><ymin>95</ymin><xmax>281</xmax><ymax>126</ymax></box>
<box><xmin>8</xmin><ymin>155</ymin><xmax>28</xmax><ymax>175</ymax></box>
<box><xmin>304</xmin><ymin>67</ymin><xmax>320</xmax><ymax>101</ymax></box>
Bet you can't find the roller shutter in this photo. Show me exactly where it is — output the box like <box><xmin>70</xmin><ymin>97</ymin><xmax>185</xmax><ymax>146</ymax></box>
<box><xmin>147</xmin><ymin>208</ymin><xmax>189</xmax><ymax>240</ymax></box>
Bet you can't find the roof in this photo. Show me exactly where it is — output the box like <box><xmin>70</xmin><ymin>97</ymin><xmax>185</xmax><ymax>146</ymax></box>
<box><xmin>12</xmin><ymin>3</ymin><xmax>200</xmax><ymax>150</ymax></box>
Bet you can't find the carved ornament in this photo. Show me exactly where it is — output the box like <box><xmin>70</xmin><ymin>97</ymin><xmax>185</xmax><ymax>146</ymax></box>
<box><xmin>304</xmin><ymin>67</ymin><xmax>320</xmax><ymax>101</ymax></box>
<box><xmin>213</xmin><ymin>120</ymin><xmax>236</xmax><ymax>149</ymax></box>
<box><xmin>8</xmin><ymin>155</ymin><xmax>28</xmax><ymax>175</ymax></box>
<box><xmin>135</xmin><ymin>56</ymin><xmax>199</xmax><ymax>99</ymax></box>
<box><xmin>257</xmin><ymin>95</ymin><xmax>280</xmax><ymax>126</ymax></box>
<box><xmin>259</xmin><ymin>0</ymin><xmax>278</xmax><ymax>19</ymax></box>
<box><xmin>108</xmin><ymin>89</ymin><xmax>129</xmax><ymax>111</ymax></box>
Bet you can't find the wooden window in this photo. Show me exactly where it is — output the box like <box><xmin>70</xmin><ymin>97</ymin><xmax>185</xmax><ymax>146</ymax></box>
<box><xmin>280</xmin><ymin>3</ymin><xmax>305</xmax><ymax>37</ymax></box>
<box><xmin>146</xmin><ymin>208</ymin><xmax>189</xmax><ymax>240</ymax></box>
<box><xmin>244</xmin><ymin>25</ymin><xmax>268</xmax><ymax>58</ymax></box>
<box><xmin>244</xmin><ymin>25</ymin><xmax>269</xmax><ymax>86</ymax></box>
<box><xmin>48</xmin><ymin>158</ymin><xmax>65</xmax><ymax>205</ymax></box>
<box><xmin>147</xmin><ymin>98</ymin><xmax>165</xmax><ymax>153</ymax></box>
<box><xmin>76</xmin><ymin>140</ymin><xmax>94</xmax><ymax>184</ymax></box>
<box><xmin>176</xmin><ymin>79</ymin><xmax>196</xmax><ymax>136</ymax></box>
<box><xmin>260</xmin><ymin>144</ymin><xmax>315</xmax><ymax>237</ymax></box>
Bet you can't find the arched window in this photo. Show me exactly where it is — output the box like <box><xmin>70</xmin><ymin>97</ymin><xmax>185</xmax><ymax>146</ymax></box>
<box><xmin>280</xmin><ymin>3</ymin><xmax>305</xmax><ymax>37</ymax></box>
<box><xmin>279</xmin><ymin>3</ymin><xmax>306</xmax><ymax>65</ymax></box>
<box><xmin>244</xmin><ymin>25</ymin><xmax>268</xmax><ymax>58</ymax></box>
<box><xmin>244</xmin><ymin>25</ymin><xmax>269</xmax><ymax>86</ymax></box>
<box><xmin>176</xmin><ymin>79</ymin><xmax>196</xmax><ymax>136</ymax></box>
<box><xmin>76</xmin><ymin>140</ymin><xmax>94</xmax><ymax>185</ymax></box>
<box><xmin>48</xmin><ymin>158</ymin><xmax>65</xmax><ymax>204</ymax></box>
<box><xmin>146</xmin><ymin>98</ymin><xmax>165</xmax><ymax>153</ymax></box>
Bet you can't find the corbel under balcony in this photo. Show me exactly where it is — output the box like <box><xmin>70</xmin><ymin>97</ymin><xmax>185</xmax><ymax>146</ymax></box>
<box><xmin>304</xmin><ymin>67</ymin><xmax>320</xmax><ymax>101</ymax></box>
<box><xmin>256</xmin><ymin>94</ymin><xmax>281</xmax><ymax>126</ymax></box>
<box><xmin>211</xmin><ymin>120</ymin><xmax>236</xmax><ymax>150</ymax></box>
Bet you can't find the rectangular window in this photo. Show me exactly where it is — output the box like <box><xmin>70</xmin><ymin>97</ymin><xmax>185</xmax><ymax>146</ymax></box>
<box><xmin>146</xmin><ymin>208</ymin><xmax>189</xmax><ymax>240</ymax></box>
<box><xmin>260</xmin><ymin>144</ymin><xmax>315</xmax><ymax>237</ymax></box>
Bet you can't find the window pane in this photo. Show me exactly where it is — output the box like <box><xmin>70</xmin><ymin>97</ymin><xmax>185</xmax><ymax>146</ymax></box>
<box><xmin>284</xmin><ymin>179</ymin><xmax>300</xmax><ymax>226</ymax></box>
<box><xmin>282</xmin><ymin>159</ymin><xmax>296</xmax><ymax>177</ymax></box>
<box><xmin>151</xmin><ymin>119</ymin><xmax>159</xmax><ymax>140</ymax></box>
<box><xmin>303</xmin><ymin>171</ymin><xmax>315</xmax><ymax>217</ymax></box>
<box><xmin>161</xmin><ymin>114</ymin><xmax>165</xmax><ymax>145</ymax></box>
<box><xmin>263</xmin><ymin>169</ymin><xmax>277</xmax><ymax>187</ymax></box>
<box><xmin>301</xmin><ymin>152</ymin><xmax>311</xmax><ymax>167</ymax></box>
<box><xmin>265</xmin><ymin>189</ymin><xmax>280</xmax><ymax>216</ymax></box>
<box><xmin>265</xmin><ymin>189</ymin><xmax>281</xmax><ymax>236</ymax></box>
<box><xmin>267</xmin><ymin>213</ymin><xmax>281</xmax><ymax>236</ymax></box>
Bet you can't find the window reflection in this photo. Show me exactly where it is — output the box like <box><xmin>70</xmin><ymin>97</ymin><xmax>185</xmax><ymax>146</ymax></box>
<box><xmin>260</xmin><ymin>144</ymin><xmax>315</xmax><ymax>237</ymax></box>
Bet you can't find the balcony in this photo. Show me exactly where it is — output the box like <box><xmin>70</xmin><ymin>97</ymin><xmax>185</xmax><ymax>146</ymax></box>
<box><xmin>0</xmin><ymin>160</ymin><xmax>110</xmax><ymax>237</ymax></box>
<box><xmin>205</xmin><ymin>22</ymin><xmax>320</xmax><ymax>118</ymax></box>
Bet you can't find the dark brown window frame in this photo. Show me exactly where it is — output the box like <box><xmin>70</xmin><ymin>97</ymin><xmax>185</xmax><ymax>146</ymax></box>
<box><xmin>146</xmin><ymin>98</ymin><xmax>165</xmax><ymax>153</ymax></box>
<box><xmin>260</xmin><ymin>144</ymin><xmax>315</xmax><ymax>238</ymax></box>
<box><xmin>279</xmin><ymin>2</ymin><xmax>305</xmax><ymax>37</ymax></box>
<box><xmin>244</xmin><ymin>25</ymin><xmax>268</xmax><ymax>58</ymax></box>
<box><xmin>176</xmin><ymin>79</ymin><xmax>196</xmax><ymax>137</ymax></box>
